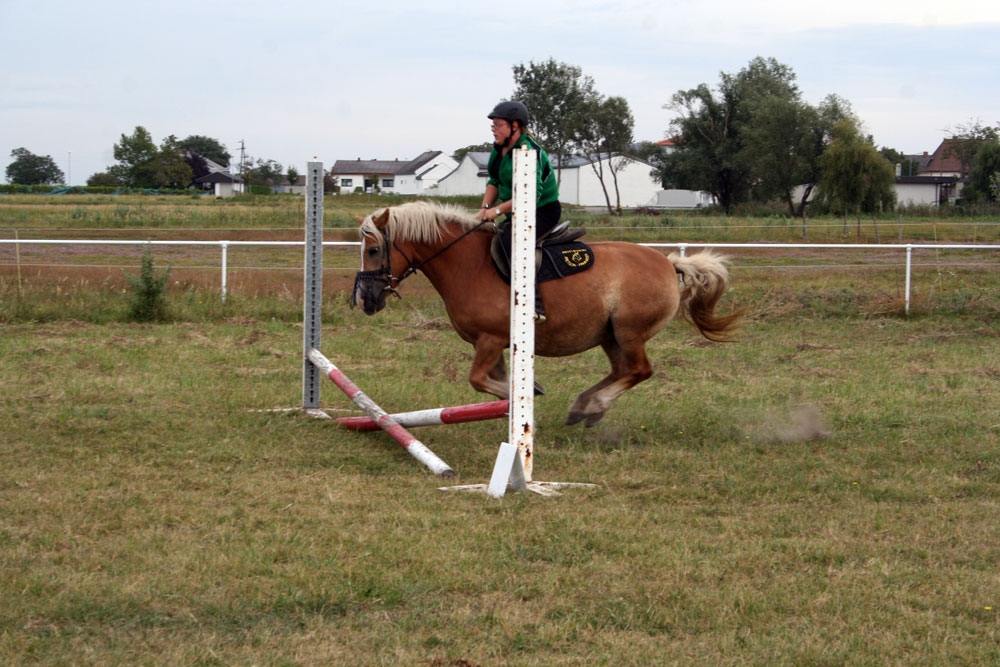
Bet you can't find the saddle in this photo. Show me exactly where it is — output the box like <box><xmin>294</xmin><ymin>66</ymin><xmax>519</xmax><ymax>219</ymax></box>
<box><xmin>490</xmin><ymin>221</ymin><xmax>594</xmax><ymax>285</ymax></box>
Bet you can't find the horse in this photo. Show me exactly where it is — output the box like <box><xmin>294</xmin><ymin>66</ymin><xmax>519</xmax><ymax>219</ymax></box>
<box><xmin>351</xmin><ymin>200</ymin><xmax>742</xmax><ymax>427</ymax></box>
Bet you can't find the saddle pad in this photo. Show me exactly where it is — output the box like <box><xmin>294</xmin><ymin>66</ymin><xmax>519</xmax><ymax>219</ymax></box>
<box><xmin>492</xmin><ymin>240</ymin><xmax>595</xmax><ymax>284</ymax></box>
<box><xmin>538</xmin><ymin>242</ymin><xmax>594</xmax><ymax>282</ymax></box>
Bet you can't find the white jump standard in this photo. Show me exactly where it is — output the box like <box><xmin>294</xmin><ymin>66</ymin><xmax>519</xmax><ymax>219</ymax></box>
<box><xmin>441</xmin><ymin>147</ymin><xmax>596</xmax><ymax>497</ymax></box>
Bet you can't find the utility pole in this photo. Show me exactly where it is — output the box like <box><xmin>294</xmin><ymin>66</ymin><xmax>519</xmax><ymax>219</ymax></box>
<box><xmin>237</xmin><ymin>140</ymin><xmax>247</xmax><ymax>193</ymax></box>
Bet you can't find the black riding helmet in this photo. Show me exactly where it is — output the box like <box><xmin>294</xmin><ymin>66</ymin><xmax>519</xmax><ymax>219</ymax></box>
<box><xmin>487</xmin><ymin>101</ymin><xmax>530</xmax><ymax>128</ymax></box>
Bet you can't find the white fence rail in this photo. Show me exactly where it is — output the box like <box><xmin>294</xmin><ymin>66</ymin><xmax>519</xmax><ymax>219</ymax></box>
<box><xmin>653</xmin><ymin>242</ymin><xmax>1000</xmax><ymax>314</ymax></box>
<box><xmin>0</xmin><ymin>239</ymin><xmax>358</xmax><ymax>302</ymax></box>
<box><xmin>2</xmin><ymin>239</ymin><xmax>999</xmax><ymax>314</ymax></box>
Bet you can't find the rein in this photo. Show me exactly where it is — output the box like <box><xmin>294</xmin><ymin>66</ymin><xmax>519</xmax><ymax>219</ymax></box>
<box><xmin>397</xmin><ymin>219</ymin><xmax>492</xmax><ymax>281</ymax></box>
<box><xmin>352</xmin><ymin>218</ymin><xmax>491</xmax><ymax>307</ymax></box>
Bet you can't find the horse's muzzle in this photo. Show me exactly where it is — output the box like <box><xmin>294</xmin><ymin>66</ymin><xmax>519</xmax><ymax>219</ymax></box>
<box><xmin>350</xmin><ymin>269</ymin><xmax>392</xmax><ymax>315</ymax></box>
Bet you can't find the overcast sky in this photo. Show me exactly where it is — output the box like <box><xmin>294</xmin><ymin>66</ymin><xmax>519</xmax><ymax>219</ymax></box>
<box><xmin>2</xmin><ymin>0</ymin><xmax>998</xmax><ymax>185</ymax></box>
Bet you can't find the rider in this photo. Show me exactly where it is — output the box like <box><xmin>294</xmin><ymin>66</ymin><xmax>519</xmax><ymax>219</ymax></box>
<box><xmin>475</xmin><ymin>100</ymin><xmax>560</xmax><ymax>323</ymax></box>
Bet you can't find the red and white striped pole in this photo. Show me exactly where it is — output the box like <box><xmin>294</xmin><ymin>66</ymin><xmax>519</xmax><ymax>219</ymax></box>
<box><xmin>307</xmin><ymin>348</ymin><xmax>455</xmax><ymax>478</ymax></box>
<box><xmin>336</xmin><ymin>400</ymin><xmax>509</xmax><ymax>431</ymax></box>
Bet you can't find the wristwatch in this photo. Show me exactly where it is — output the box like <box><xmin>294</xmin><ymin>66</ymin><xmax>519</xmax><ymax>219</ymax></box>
<box><xmin>495</xmin><ymin>207</ymin><xmax>502</xmax><ymax>217</ymax></box>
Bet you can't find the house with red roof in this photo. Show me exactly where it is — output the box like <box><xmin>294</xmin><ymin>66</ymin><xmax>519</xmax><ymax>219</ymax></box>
<box><xmin>893</xmin><ymin>139</ymin><xmax>964</xmax><ymax>206</ymax></box>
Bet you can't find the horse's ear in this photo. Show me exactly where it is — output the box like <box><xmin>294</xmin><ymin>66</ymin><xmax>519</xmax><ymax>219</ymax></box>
<box><xmin>354</xmin><ymin>215</ymin><xmax>364</xmax><ymax>224</ymax></box>
<box><xmin>374</xmin><ymin>209</ymin><xmax>391</xmax><ymax>227</ymax></box>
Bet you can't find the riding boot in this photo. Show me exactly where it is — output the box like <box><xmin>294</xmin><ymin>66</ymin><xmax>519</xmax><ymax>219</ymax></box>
<box><xmin>534</xmin><ymin>283</ymin><xmax>546</xmax><ymax>323</ymax></box>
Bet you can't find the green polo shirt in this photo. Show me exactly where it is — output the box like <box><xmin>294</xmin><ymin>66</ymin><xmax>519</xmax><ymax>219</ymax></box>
<box><xmin>486</xmin><ymin>133</ymin><xmax>560</xmax><ymax>207</ymax></box>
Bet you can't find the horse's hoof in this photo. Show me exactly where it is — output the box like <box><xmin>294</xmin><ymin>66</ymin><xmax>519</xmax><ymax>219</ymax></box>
<box><xmin>584</xmin><ymin>412</ymin><xmax>606</xmax><ymax>428</ymax></box>
<box><xmin>534</xmin><ymin>381</ymin><xmax>546</xmax><ymax>396</ymax></box>
<box><xmin>565</xmin><ymin>411</ymin><xmax>586</xmax><ymax>426</ymax></box>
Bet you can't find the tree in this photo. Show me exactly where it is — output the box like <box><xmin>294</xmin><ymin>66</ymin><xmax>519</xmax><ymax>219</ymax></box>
<box><xmin>576</xmin><ymin>95</ymin><xmax>636</xmax><ymax>214</ymax></box>
<box><xmin>178</xmin><ymin>135</ymin><xmax>231</xmax><ymax>167</ymax></box>
<box><xmin>666</xmin><ymin>81</ymin><xmax>748</xmax><ymax>212</ymax></box>
<box><xmin>964</xmin><ymin>139</ymin><xmax>1000</xmax><ymax>203</ymax></box>
<box><xmin>184</xmin><ymin>151</ymin><xmax>211</xmax><ymax>184</ymax></box>
<box><xmin>633</xmin><ymin>140</ymin><xmax>675</xmax><ymax>192</ymax></box>
<box><xmin>946</xmin><ymin>119</ymin><xmax>999</xmax><ymax>181</ymax></box>
<box><xmin>243</xmin><ymin>158</ymin><xmax>284</xmax><ymax>190</ymax></box>
<box><xmin>512</xmin><ymin>58</ymin><xmax>597</xmax><ymax>182</ymax></box>
<box><xmin>87</xmin><ymin>172</ymin><xmax>119</xmax><ymax>187</ymax></box>
<box><xmin>286</xmin><ymin>166</ymin><xmax>300</xmax><ymax>187</ymax></box>
<box><xmin>879</xmin><ymin>147</ymin><xmax>921</xmax><ymax>177</ymax></box>
<box><xmin>323</xmin><ymin>170</ymin><xmax>339</xmax><ymax>194</ymax></box>
<box><xmin>452</xmin><ymin>143</ymin><xmax>492</xmax><ymax>162</ymax></box>
<box><xmin>108</xmin><ymin>127</ymin><xmax>192</xmax><ymax>189</ymax></box>
<box><xmin>151</xmin><ymin>135</ymin><xmax>193</xmax><ymax>189</ymax></box>
<box><xmin>743</xmin><ymin>94</ymin><xmax>856</xmax><ymax>227</ymax></box>
<box><xmin>665</xmin><ymin>57</ymin><xmax>800</xmax><ymax>213</ymax></box>
<box><xmin>646</xmin><ymin>142</ymin><xmax>689</xmax><ymax>190</ymax></box>
<box><xmin>818</xmin><ymin>120</ymin><xmax>896</xmax><ymax>238</ymax></box>
<box><xmin>742</xmin><ymin>97</ymin><xmax>817</xmax><ymax>207</ymax></box>
<box><xmin>109</xmin><ymin>126</ymin><xmax>159</xmax><ymax>187</ymax></box>
<box><xmin>5</xmin><ymin>148</ymin><xmax>65</xmax><ymax>185</ymax></box>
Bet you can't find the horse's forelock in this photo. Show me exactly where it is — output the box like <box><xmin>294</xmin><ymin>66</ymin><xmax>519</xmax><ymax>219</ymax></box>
<box><xmin>359</xmin><ymin>211</ymin><xmax>386</xmax><ymax>245</ymax></box>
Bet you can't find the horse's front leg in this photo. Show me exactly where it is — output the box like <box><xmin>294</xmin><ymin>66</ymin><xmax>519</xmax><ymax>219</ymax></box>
<box><xmin>475</xmin><ymin>340</ymin><xmax>546</xmax><ymax>398</ymax></box>
<box><xmin>468</xmin><ymin>335</ymin><xmax>510</xmax><ymax>399</ymax></box>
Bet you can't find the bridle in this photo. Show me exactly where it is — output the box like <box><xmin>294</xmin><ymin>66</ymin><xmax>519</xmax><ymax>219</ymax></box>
<box><xmin>351</xmin><ymin>218</ymin><xmax>492</xmax><ymax>308</ymax></box>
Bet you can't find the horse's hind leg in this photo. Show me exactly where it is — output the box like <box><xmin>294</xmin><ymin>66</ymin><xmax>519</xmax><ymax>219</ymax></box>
<box><xmin>566</xmin><ymin>340</ymin><xmax>653</xmax><ymax>427</ymax></box>
<box><xmin>566</xmin><ymin>375</ymin><xmax>618</xmax><ymax>427</ymax></box>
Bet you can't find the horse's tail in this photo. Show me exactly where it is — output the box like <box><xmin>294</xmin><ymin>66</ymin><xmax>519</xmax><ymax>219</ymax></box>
<box><xmin>667</xmin><ymin>249</ymin><xmax>743</xmax><ymax>342</ymax></box>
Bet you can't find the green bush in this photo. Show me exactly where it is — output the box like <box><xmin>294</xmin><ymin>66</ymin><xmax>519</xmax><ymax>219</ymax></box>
<box><xmin>124</xmin><ymin>247</ymin><xmax>171</xmax><ymax>322</ymax></box>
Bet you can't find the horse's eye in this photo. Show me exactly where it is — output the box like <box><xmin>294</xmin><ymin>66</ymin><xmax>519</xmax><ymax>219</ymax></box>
<box><xmin>366</xmin><ymin>247</ymin><xmax>379</xmax><ymax>257</ymax></box>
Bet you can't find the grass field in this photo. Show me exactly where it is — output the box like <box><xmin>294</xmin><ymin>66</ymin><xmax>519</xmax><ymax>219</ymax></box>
<box><xmin>2</xmin><ymin>194</ymin><xmax>1000</xmax><ymax>664</ymax></box>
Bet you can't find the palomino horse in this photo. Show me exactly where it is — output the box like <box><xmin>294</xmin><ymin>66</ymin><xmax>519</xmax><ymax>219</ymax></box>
<box><xmin>352</xmin><ymin>200</ymin><xmax>741</xmax><ymax>427</ymax></box>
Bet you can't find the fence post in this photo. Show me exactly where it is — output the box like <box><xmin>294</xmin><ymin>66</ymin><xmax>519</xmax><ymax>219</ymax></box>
<box><xmin>220</xmin><ymin>241</ymin><xmax>229</xmax><ymax>303</ymax></box>
<box><xmin>905</xmin><ymin>245</ymin><xmax>913</xmax><ymax>316</ymax></box>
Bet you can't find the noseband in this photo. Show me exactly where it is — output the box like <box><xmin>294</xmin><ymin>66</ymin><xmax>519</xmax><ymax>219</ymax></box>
<box><xmin>351</xmin><ymin>219</ymin><xmax>491</xmax><ymax>308</ymax></box>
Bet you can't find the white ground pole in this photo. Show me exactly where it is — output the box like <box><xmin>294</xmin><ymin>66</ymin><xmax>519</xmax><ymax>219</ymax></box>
<box><xmin>442</xmin><ymin>147</ymin><xmax>596</xmax><ymax>497</ymax></box>
<box><xmin>307</xmin><ymin>348</ymin><xmax>456</xmax><ymax>478</ymax></box>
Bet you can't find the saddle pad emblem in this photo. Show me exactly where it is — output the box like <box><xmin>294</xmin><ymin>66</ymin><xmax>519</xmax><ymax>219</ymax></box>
<box><xmin>562</xmin><ymin>248</ymin><xmax>592</xmax><ymax>268</ymax></box>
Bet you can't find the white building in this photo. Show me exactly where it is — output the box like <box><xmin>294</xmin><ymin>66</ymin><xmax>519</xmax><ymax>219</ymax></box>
<box><xmin>894</xmin><ymin>176</ymin><xmax>960</xmax><ymax>207</ymax></box>
<box><xmin>433</xmin><ymin>151</ymin><xmax>668</xmax><ymax>208</ymax></box>
<box><xmin>557</xmin><ymin>154</ymin><xmax>660</xmax><ymax>208</ymax></box>
<box><xmin>644</xmin><ymin>189</ymin><xmax>716</xmax><ymax>208</ymax></box>
<box><xmin>330</xmin><ymin>151</ymin><xmax>458</xmax><ymax>195</ymax></box>
<box><xmin>431</xmin><ymin>152</ymin><xmax>490</xmax><ymax>197</ymax></box>
<box><xmin>190</xmin><ymin>153</ymin><xmax>243</xmax><ymax>197</ymax></box>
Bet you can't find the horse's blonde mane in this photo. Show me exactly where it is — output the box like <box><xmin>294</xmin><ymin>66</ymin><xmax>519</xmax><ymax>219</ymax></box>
<box><xmin>359</xmin><ymin>200</ymin><xmax>480</xmax><ymax>245</ymax></box>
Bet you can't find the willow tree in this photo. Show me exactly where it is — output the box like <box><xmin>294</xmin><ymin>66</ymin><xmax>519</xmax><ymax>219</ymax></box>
<box><xmin>818</xmin><ymin>120</ymin><xmax>896</xmax><ymax>239</ymax></box>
